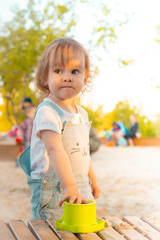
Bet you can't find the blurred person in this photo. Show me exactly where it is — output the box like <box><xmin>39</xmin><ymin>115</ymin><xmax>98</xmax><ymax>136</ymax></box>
<box><xmin>124</xmin><ymin>114</ymin><xmax>141</xmax><ymax>146</ymax></box>
<box><xmin>19</xmin><ymin>106</ymin><xmax>37</xmax><ymax>150</ymax></box>
<box><xmin>110</xmin><ymin>121</ymin><xmax>128</xmax><ymax>146</ymax></box>
<box><xmin>20</xmin><ymin>97</ymin><xmax>33</xmax><ymax>113</ymax></box>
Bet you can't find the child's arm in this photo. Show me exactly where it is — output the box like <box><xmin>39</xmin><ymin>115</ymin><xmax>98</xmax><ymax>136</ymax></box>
<box><xmin>40</xmin><ymin>129</ymin><xmax>90</xmax><ymax>206</ymax></box>
<box><xmin>88</xmin><ymin>156</ymin><xmax>100</xmax><ymax>199</ymax></box>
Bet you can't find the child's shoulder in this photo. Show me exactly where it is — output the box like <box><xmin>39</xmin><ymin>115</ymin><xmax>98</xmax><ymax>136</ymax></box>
<box><xmin>36</xmin><ymin>104</ymin><xmax>61</xmax><ymax>118</ymax></box>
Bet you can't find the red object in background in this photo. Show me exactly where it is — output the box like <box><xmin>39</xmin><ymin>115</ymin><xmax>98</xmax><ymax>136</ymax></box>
<box><xmin>16</xmin><ymin>138</ymin><xmax>23</xmax><ymax>145</ymax></box>
<box><xmin>15</xmin><ymin>138</ymin><xmax>23</xmax><ymax>156</ymax></box>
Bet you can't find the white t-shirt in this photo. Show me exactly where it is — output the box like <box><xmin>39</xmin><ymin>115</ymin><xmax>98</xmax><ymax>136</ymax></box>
<box><xmin>30</xmin><ymin>98</ymin><xmax>88</xmax><ymax>179</ymax></box>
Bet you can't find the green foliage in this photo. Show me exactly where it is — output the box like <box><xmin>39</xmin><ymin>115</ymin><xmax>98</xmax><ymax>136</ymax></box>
<box><xmin>83</xmin><ymin>99</ymin><xmax>158</xmax><ymax>137</ymax></box>
<box><xmin>0</xmin><ymin>0</ymin><xmax>76</xmax><ymax>127</ymax></box>
<box><xmin>152</xmin><ymin>115</ymin><xmax>160</xmax><ymax>137</ymax></box>
<box><xmin>120</xmin><ymin>59</ymin><xmax>133</xmax><ymax>66</ymax></box>
<box><xmin>155</xmin><ymin>25</ymin><xmax>160</xmax><ymax>43</ymax></box>
<box><xmin>138</xmin><ymin>116</ymin><xmax>156</xmax><ymax>137</ymax></box>
<box><xmin>112</xmin><ymin>99</ymin><xmax>141</xmax><ymax>128</ymax></box>
<box><xmin>82</xmin><ymin>105</ymin><xmax>105</xmax><ymax>130</ymax></box>
<box><xmin>81</xmin><ymin>0</ymin><xmax>127</xmax><ymax>48</ymax></box>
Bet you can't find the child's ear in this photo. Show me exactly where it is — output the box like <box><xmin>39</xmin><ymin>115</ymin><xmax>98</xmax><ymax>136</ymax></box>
<box><xmin>84</xmin><ymin>72</ymin><xmax>88</xmax><ymax>85</ymax></box>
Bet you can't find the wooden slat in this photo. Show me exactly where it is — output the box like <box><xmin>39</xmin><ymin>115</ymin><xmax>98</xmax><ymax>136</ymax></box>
<box><xmin>28</xmin><ymin>219</ymin><xmax>59</xmax><ymax>240</ymax></box>
<box><xmin>108</xmin><ymin>217</ymin><xmax>148</xmax><ymax>240</ymax></box>
<box><xmin>47</xmin><ymin>220</ymin><xmax>78</xmax><ymax>240</ymax></box>
<box><xmin>133</xmin><ymin>138</ymin><xmax>160</xmax><ymax>146</ymax></box>
<box><xmin>8</xmin><ymin>220</ymin><xmax>36</xmax><ymax>240</ymax></box>
<box><xmin>124</xmin><ymin>216</ymin><xmax>160</xmax><ymax>240</ymax></box>
<box><xmin>0</xmin><ymin>221</ymin><xmax>15</xmax><ymax>240</ymax></box>
<box><xmin>49</xmin><ymin>219</ymin><xmax>102</xmax><ymax>240</ymax></box>
<box><xmin>100</xmin><ymin>136</ymin><xmax>160</xmax><ymax>146</ymax></box>
<box><xmin>142</xmin><ymin>216</ymin><xmax>160</xmax><ymax>232</ymax></box>
<box><xmin>98</xmin><ymin>220</ymin><xmax>126</xmax><ymax>240</ymax></box>
<box><xmin>77</xmin><ymin>232</ymin><xmax>101</xmax><ymax>240</ymax></box>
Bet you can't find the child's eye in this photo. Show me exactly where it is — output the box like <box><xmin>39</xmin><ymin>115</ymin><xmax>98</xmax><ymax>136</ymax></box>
<box><xmin>72</xmin><ymin>69</ymin><xmax>79</xmax><ymax>74</ymax></box>
<box><xmin>55</xmin><ymin>69</ymin><xmax>62</xmax><ymax>74</ymax></box>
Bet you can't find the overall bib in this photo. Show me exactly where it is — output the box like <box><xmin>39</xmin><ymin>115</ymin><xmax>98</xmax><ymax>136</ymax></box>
<box><xmin>39</xmin><ymin>120</ymin><xmax>93</xmax><ymax>220</ymax></box>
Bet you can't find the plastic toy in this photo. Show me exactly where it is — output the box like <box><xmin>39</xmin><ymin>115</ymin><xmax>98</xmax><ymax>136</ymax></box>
<box><xmin>55</xmin><ymin>200</ymin><xmax>105</xmax><ymax>233</ymax></box>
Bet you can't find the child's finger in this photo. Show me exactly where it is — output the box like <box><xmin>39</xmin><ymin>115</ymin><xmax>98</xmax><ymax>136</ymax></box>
<box><xmin>82</xmin><ymin>198</ymin><xmax>90</xmax><ymax>204</ymax></box>
<box><xmin>68</xmin><ymin>195</ymin><xmax>77</xmax><ymax>204</ymax></box>
<box><xmin>75</xmin><ymin>197</ymin><xmax>82</xmax><ymax>204</ymax></box>
<box><xmin>58</xmin><ymin>195</ymin><xmax>76</xmax><ymax>206</ymax></box>
<box><xmin>58</xmin><ymin>195</ymin><xmax>68</xmax><ymax>206</ymax></box>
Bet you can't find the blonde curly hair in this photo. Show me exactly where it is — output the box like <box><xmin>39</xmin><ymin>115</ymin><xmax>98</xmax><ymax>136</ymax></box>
<box><xmin>35</xmin><ymin>38</ymin><xmax>92</xmax><ymax>95</ymax></box>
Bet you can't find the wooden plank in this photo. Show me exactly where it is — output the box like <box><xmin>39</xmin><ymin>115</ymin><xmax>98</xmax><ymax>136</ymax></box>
<box><xmin>28</xmin><ymin>219</ymin><xmax>59</xmax><ymax>240</ymax></box>
<box><xmin>0</xmin><ymin>145</ymin><xmax>19</xmax><ymax>161</ymax></box>
<box><xmin>77</xmin><ymin>232</ymin><xmax>101</xmax><ymax>240</ymax></box>
<box><xmin>8</xmin><ymin>220</ymin><xmax>36</xmax><ymax>240</ymax></box>
<box><xmin>49</xmin><ymin>219</ymin><xmax>102</xmax><ymax>240</ymax></box>
<box><xmin>0</xmin><ymin>221</ymin><xmax>15</xmax><ymax>240</ymax></box>
<box><xmin>124</xmin><ymin>216</ymin><xmax>160</xmax><ymax>240</ymax></box>
<box><xmin>133</xmin><ymin>138</ymin><xmax>160</xmax><ymax>146</ymax></box>
<box><xmin>47</xmin><ymin>220</ymin><xmax>78</xmax><ymax>240</ymax></box>
<box><xmin>108</xmin><ymin>217</ymin><xmax>148</xmax><ymax>240</ymax></box>
<box><xmin>97</xmin><ymin>219</ymin><xmax>126</xmax><ymax>240</ymax></box>
<box><xmin>142</xmin><ymin>216</ymin><xmax>160</xmax><ymax>232</ymax></box>
<box><xmin>100</xmin><ymin>136</ymin><xmax>160</xmax><ymax>146</ymax></box>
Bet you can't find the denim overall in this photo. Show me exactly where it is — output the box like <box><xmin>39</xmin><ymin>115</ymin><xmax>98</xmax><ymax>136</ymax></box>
<box><xmin>19</xmin><ymin>101</ymin><xmax>93</xmax><ymax>220</ymax></box>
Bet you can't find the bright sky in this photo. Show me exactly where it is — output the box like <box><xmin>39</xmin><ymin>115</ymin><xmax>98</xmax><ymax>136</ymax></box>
<box><xmin>0</xmin><ymin>0</ymin><xmax>160</xmax><ymax>120</ymax></box>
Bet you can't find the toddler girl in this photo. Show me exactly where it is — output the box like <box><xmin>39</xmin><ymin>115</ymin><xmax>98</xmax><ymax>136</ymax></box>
<box><xmin>21</xmin><ymin>38</ymin><xmax>100</xmax><ymax>220</ymax></box>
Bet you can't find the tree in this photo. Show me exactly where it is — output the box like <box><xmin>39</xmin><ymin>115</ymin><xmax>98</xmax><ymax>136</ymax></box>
<box><xmin>0</xmin><ymin>0</ymin><xmax>126</xmax><ymax>129</ymax></box>
<box><xmin>0</xmin><ymin>0</ymin><xmax>76</xmax><ymax>126</ymax></box>
<box><xmin>83</xmin><ymin>105</ymin><xmax>106</xmax><ymax>131</ymax></box>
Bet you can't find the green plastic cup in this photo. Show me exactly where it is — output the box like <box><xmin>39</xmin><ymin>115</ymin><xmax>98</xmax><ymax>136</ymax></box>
<box><xmin>55</xmin><ymin>200</ymin><xmax>105</xmax><ymax>233</ymax></box>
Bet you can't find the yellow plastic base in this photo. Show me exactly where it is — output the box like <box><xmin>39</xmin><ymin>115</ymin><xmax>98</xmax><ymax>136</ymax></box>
<box><xmin>55</xmin><ymin>219</ymin><xmax>105</xmax><ymax>233</ymax></box>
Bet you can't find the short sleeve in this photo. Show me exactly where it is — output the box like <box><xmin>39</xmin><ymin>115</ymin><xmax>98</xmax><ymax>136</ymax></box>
<box><xmin>34</xmin><ymin>106</ymin><xmax>62</xmax><ymax>138</ymax></box>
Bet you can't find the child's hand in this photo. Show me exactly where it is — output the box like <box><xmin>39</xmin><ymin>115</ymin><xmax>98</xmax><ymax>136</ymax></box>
<box><xmin>91</xmin><ymin>181</ymin><xmax>100</xmax><ymax>199</ymax></box>
<box><xmin>58</xmin><ymin>187</ymin><xmax>90</xmax><ymax>206</ymax></box>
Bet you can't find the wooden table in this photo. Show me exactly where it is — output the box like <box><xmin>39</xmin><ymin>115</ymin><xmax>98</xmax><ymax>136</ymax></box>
<box><xmin>1</xmin><ymin>216</ymin><xmax>160</xmax><ymax>240</ymax></box>
<box><xmin>0</xmin><ymin>138</ymin><xmax>19</xmax><ymax>161</ymax></box>
<box><xmin>100</xmin><ymin>137</ymin><xmax>160</xmax><ymax>146</ymax></box>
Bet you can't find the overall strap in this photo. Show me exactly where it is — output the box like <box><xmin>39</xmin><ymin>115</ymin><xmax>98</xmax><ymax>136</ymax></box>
<box><xmin>35</xmin><ymin>101</ymin><xmax>64</xmax><ymax>118</ymax></box>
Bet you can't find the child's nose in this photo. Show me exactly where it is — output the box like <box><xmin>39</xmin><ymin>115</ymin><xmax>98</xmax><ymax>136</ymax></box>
<box><xmin>62</xmin><ymin>73</ymin><xmax>73</xmax><ymax>82</ymax></box>
<box><xmin>63</xmin><ymin>78</ymin><xmax>72</xmax><ymax>82</ymax></box>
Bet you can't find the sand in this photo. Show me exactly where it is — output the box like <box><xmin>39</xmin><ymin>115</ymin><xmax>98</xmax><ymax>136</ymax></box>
<box><xmin>1</xmin><ymin>146</ymin><xmax>160</xmax><ymax>220</ymax></box>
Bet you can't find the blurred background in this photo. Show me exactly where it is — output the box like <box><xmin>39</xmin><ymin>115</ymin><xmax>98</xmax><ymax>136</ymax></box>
<box><xmin>1</xmin><ymin>0</ymin><xmax>160</xmax><ymax>221</ymax></box>
<box><xmin>0</xmin><ymin>0</ymin><xmax>160</xmax><ymax>137</ymax></box>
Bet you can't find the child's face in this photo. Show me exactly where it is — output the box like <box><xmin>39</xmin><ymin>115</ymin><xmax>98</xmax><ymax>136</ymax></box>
<box><xmin>47</xmin><ymin>50</ymin><xmax>86</xmax><ymax>101</ymax></box>
<box><xmin>22</xmin><ymin>101</ymin><xmax>32</xmax><ymax>110</ymax></box>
